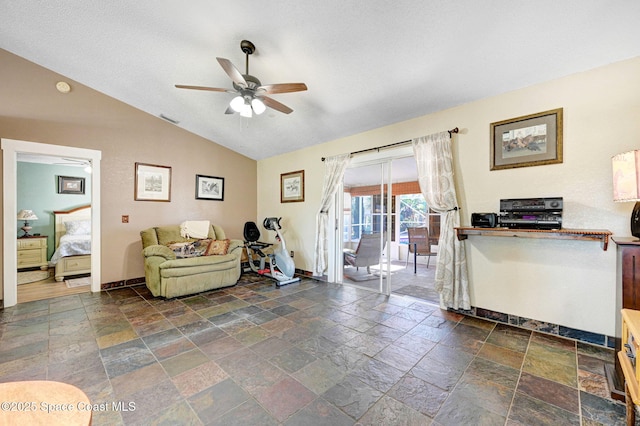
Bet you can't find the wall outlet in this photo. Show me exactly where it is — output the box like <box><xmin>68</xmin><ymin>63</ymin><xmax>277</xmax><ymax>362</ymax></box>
<box><xmin>290</xmin><ymin>251</ymin><xmax>294</xmax><ymax>258</ymax></box>
<box><xmin>122</xmin><ymin>215</ymin><xmax>129</xmax><ymax>223</ymax></box>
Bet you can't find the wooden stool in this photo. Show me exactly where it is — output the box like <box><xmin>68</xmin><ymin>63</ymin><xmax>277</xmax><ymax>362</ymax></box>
<box><xmin>0</xmin><ymin>381</ymin><xmax>92</xmax><ymax>425</ymax></box>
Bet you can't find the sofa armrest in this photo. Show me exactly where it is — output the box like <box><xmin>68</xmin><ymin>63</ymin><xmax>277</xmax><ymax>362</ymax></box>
<box><xmin>228</xmin><ymin>239</ymin><xmax>243</xmax><ymax>255</ymax></box>
<box><xmin>142</xmin><ymin>245</ymin><xmax>176</xmax><ymax>297</ymax></box>
<box><xmin>143</xmin><ymin>244</ymin><xmax>177</xmax><ymax>261</ymax></box>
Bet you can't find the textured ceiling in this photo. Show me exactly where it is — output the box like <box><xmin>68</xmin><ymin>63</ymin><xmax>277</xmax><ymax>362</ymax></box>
<box><xmin>2</xmin><ymin>1</ymin><xmax>640</xmax><ymax>160</ymax></box>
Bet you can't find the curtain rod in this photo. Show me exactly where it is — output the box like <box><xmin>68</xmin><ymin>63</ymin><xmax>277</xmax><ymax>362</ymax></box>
<box><xmin>321</xmin><ymin>127</ymin><xmax>458</xmax><ymax>161</ymax></box>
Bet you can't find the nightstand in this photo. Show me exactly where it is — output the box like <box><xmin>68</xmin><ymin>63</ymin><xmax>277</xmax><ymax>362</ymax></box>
<box><xmin>17</xmin><ymin>235</ymin><xmax>48</xmax><ymax>270</ymax></box>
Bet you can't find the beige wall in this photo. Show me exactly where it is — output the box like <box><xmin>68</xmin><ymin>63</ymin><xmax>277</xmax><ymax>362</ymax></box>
<box><xmin>0</xmin><ymin>49</ymin><xmax>257</xmax><ymax>291</ymax></box>
<box><xmin>258</xmin><ymin>56</ymin><xmax>640</xmax><ymax>336</ymax></box>
<box><xmin>3</xmin><ymin>45</ymin><xmax>639</xmax><ymax>335</ymax></box>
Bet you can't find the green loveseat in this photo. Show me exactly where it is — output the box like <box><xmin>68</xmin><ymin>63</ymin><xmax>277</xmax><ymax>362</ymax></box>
<box><xmin>140</xmin><ymin>224</ymin><xmax>242</xmax><ymax>298</ymax></box>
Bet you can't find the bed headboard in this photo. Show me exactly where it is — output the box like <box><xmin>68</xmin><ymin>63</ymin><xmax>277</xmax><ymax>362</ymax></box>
<box><xmin>54</xmin><ymin>205</ymin><xmax>91</xmax><ymax>248</ymax></box>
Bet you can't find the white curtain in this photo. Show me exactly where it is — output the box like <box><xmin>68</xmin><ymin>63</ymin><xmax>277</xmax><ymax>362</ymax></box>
<box><xmin>413</xmin><ymin>132</ymin><xmax>470</xmax><ymax>310</ymax></box>
<box><xmin>313</xmin><ymin>153</ymin><xmax>351</xmax><ymax>276</ymax></box>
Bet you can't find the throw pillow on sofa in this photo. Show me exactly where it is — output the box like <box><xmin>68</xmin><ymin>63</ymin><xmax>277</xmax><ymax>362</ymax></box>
<box><xmin>206</xmin><ymin>239</ymin><xmax>230</xmax><ymax>256</ymax></box>
<box><xmin>167</xmin><ymin>239</ymin><xmax>212</xmax><ymax>258</ymax></box>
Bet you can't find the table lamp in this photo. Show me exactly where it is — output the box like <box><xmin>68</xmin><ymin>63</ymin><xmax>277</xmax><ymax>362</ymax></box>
<box><xmin>17</xmin><ymin>209</ymin><xmax>38</xmax><ymax>237</ymax></box>
<box><xmin>612</xmin><ymin>150</ymin><xmax>640</xmax><ymax>238</ymax></box>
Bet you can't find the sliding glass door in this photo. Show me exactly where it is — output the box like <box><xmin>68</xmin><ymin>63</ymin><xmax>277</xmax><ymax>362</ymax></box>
<box><xmin>341</xmin><ymin>160</ymin><xmax>392</xmax><ymax>295</ymax></box>
<box><xmin>329</xmin><ymin>147</ymin><xmax>442</xmax><ymax>304</ymax></box>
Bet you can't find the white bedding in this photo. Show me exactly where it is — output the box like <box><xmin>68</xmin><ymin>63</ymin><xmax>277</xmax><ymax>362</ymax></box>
<box><xmin>50</xmin><ymin>234</ymin><xmax>92</xmax><ymax>265</ymax></box>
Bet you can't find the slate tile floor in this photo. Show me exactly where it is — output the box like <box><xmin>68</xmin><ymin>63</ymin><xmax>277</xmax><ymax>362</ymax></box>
<box><xmin>0</xmin><ymin>275</ymin><xmax>626</xmax><ymax>425</ymax></box>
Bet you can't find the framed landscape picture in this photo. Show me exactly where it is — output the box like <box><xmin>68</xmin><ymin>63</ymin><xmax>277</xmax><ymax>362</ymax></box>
<box><xmin>281</xmin><ymin>170</ymin><xmax>305</xmax><ymax>203</ymax></box>
<box><xmin>196</xmin><ymin>174</ymin><xmax>224</xmax><ymax>201</ymax></box>
<box><xmin>134</xmin><ymin>162</ymin><xmax>171</xmax><ymax>201</ymax></box>
<box><xmin>57</xmin><ymin>176</ymin><xmax>85</xmax><ymax>194</ymax></box>
<box><xmin>490</xmin><ymin>108</ymin><xmax>563</xmax><ymax>170</ymax></box>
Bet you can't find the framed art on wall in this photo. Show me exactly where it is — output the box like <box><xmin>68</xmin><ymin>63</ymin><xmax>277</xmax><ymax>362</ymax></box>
<box><xmin>281</xmin><ymin>170</ymin><xmax>305</xmax><ymax>203</ymax></box>
<box><xmin>57</xmin><ymin>176</ymin><xmax>85</xmax><ymax>194</ymax></box>
<box><xmin>134</xmin><ymin>162</ymin><xmax>171</xmax><ymax>201</ymax></box>
<box><xmin>490</xmin><ymin>108</ymin><xmax>563</xmax><ymax>170</ymax></box>
<box><xmin>195</xmin><ymin>174</ymin><xmax>224</xmax><ymax>201</ymax></box>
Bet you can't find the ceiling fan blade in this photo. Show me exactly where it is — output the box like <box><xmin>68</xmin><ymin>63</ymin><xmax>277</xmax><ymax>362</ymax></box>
<box><xmin>257</xmin><ymin>83</ymin><xmax>308</xmax><ymax>94</ymax></box>
<box><xmin>224</xmin><ymin>106</ymin><xmax>235</xmax><ymax>115</ymax></box>
<box><xmin>216</xmin><ymin>57</ymin><xmax>247</xmax><ymax>88</ymax></box>
<box><xmin>261</xmin><ymin>96</ymin><xmax>293</xmax><ymax>114</ymax></box>
<box><xmin>175</xmin><ymin>84</ymin><xmax>231</xmax><ymax>93</ymax></box>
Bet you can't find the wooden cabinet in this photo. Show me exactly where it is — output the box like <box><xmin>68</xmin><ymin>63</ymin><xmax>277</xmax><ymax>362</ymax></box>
<box><xmin>17</xmin><ymin>236</ymin><xmax>48</xmax><ymax>270</ymax></box>
<box><xmin>611</xmin><ymin>238</ymin><xmax>640</xmax><ymax>402</ymax></box>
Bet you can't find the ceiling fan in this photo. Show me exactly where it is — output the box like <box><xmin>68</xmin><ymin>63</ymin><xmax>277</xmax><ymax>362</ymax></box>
<box><xmin>54</xmin><ymin>158</ymin><xmax>93</xmax><ymax>173</ymax></box>
<box><xmin>175</xmin><ymin>40</ymin><xmax>307</xmax><ymax>117</ymax></box>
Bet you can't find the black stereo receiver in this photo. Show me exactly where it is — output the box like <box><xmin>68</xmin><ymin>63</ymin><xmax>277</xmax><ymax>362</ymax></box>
<box><xmin>471</xmin><ymin>213</ymin><xmax>498</xmax><ymax>228</ymax></box>
<box><xmin>499</xmin><ymin>197</ymin><xmax>563</xmax><ymax>230</ymax></box>
<box><xmin>499</xmin><ymin>197</ymin><xmax>563</xmax><ymax>212</ymax></box>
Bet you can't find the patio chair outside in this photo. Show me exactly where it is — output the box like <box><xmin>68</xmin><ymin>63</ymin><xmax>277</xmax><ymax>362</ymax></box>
<box><xmin>406</xmin><ymin>227</ymin><xmax>437</xmax><ymax>272</ymax></box>
<box><xmin>343</xmin><ymin>232</ymin><xmax>385</xmax><ymax>273</ymax></box>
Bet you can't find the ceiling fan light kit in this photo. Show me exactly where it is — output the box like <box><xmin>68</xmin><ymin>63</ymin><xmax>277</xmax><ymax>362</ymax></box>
<box><xmin>230</xmin><ymin>95</ymin><xmax>246</xmax><ymax>112</ymax></box>
<box><xmin>251</xmin><ymin>98</ymin><xmax>266</xmax><ymax>114</ymax></box>
<box><xmin>176</xmin><ymin>40</ymin><xmax>307</xmax><ymax>117</ymax></box>
<box><xmin>240</xmin><ymin>103</ymin><xmax>252</xmax><ymax>118</ymax></box>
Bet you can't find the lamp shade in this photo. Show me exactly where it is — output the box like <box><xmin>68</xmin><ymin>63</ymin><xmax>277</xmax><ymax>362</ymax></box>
<box><xmin>17</xmin><ymin>210</ymin><xmax>38</xmax><ymax>220</ymax></box>
<box><xmin>613</xmin><ymin>150</ymin><xmax>640</xmax><ymax>238</ymax></box>
<box><xmin>613</xmin><ymin>150</ymin><xmax>640</xmax><ymax>202</ymax></box>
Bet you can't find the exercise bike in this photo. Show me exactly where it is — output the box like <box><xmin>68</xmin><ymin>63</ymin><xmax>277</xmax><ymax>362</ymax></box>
<box><xmin>243</xmin><ymin>217</ymin><xmax>300</xmax><ymax>286</ymax></box>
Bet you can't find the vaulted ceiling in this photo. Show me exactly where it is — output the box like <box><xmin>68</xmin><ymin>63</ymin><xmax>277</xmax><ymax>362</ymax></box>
<box><xmin>2</xmin><ymin>1</ymin><xmax>639</xmax><ymax>160</ymax></box>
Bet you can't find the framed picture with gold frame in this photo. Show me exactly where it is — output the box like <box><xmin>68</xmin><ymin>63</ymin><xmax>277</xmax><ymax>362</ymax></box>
<box><xmin>490</xmin><ymin>108</ymin><xmax>563</xmax><ymax>171</ymax></box>
<box><xmin>134</xmin><ymin>162</ymin><xmax>171</xmax><ymax>201</ymax></box>
<box><xmin>280</xmin><ymin>170</ymin><xmax>305</xmax><ymax>203</ymax></box>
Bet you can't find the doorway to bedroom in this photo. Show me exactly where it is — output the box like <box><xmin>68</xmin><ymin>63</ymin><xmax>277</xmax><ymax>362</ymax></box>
<box><xmin>2</xmin><ymin>138</ymin><xmax>102</xmax><ymax>307</ymax></box>
<box><xmin>16</xmin><ymin>153</ymin><xmax>93</xmax><ymax>303</ymax></box>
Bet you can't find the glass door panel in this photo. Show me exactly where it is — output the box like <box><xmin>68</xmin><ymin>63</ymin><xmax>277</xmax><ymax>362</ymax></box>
<box><xmin>341</xmin><ymin>161</ymin><xmax>391</xmax><ymax>295</ymax></box>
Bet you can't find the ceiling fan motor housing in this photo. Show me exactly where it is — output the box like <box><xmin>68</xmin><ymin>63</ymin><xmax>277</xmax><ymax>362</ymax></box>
<box><xmin>233</xmin><ymin>74</ymin><xmax>261</xmax><ymax>91</ymax></box>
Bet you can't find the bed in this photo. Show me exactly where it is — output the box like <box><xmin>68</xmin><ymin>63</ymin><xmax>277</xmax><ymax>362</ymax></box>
<box><xmin>50</xmin><ymin>205</ymin><xmax>92</xmax><ymax>282</ymax></box>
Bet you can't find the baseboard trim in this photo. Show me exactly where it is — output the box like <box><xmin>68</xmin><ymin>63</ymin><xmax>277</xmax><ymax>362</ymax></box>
<box><xmin>450</xmin><ymin>305</ymin><xmax>615</xmax><ymax>350</ymax></box>
<box><xmin>101</xmin><ymin>276</ymin><xmax>145</xmax><ymax>290</ymax></box>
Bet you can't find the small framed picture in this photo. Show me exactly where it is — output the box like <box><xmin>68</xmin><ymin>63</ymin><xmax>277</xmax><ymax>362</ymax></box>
<box><xmin>490</xmin><ymin>108</ymin><xmax>563</xmax><ymax>171</ymax></box>
<box><xmin>57</xmin><ymin>176</ymin><xmax>85</xmax><ymax>194</ymax></box>
<box><xmin>135</xmin><ymin>162</ymin><xmax>171</xmax><ymax>202</ymax></box>
<box><xmin>196</xmin><ymin>174</ymin><xmax>224</xmax><ymax>201</ymax></box>
<box><xmin>281</xmin><ymin>170</ymin><xmax>305</xmax><ymax>203</ymax></box>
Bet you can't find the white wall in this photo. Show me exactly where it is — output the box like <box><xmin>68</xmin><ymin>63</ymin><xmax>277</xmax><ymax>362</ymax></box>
<box><xmin>257</xmin><ymin>57</ymin><xmax>640</xmax><ymax>336</ymax></box>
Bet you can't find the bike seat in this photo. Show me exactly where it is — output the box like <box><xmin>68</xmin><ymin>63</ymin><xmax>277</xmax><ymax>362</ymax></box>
<box><xmin>243</xmin><ymin>221</ymin><xmax>262</xmax><ymax>243</ymax></box>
